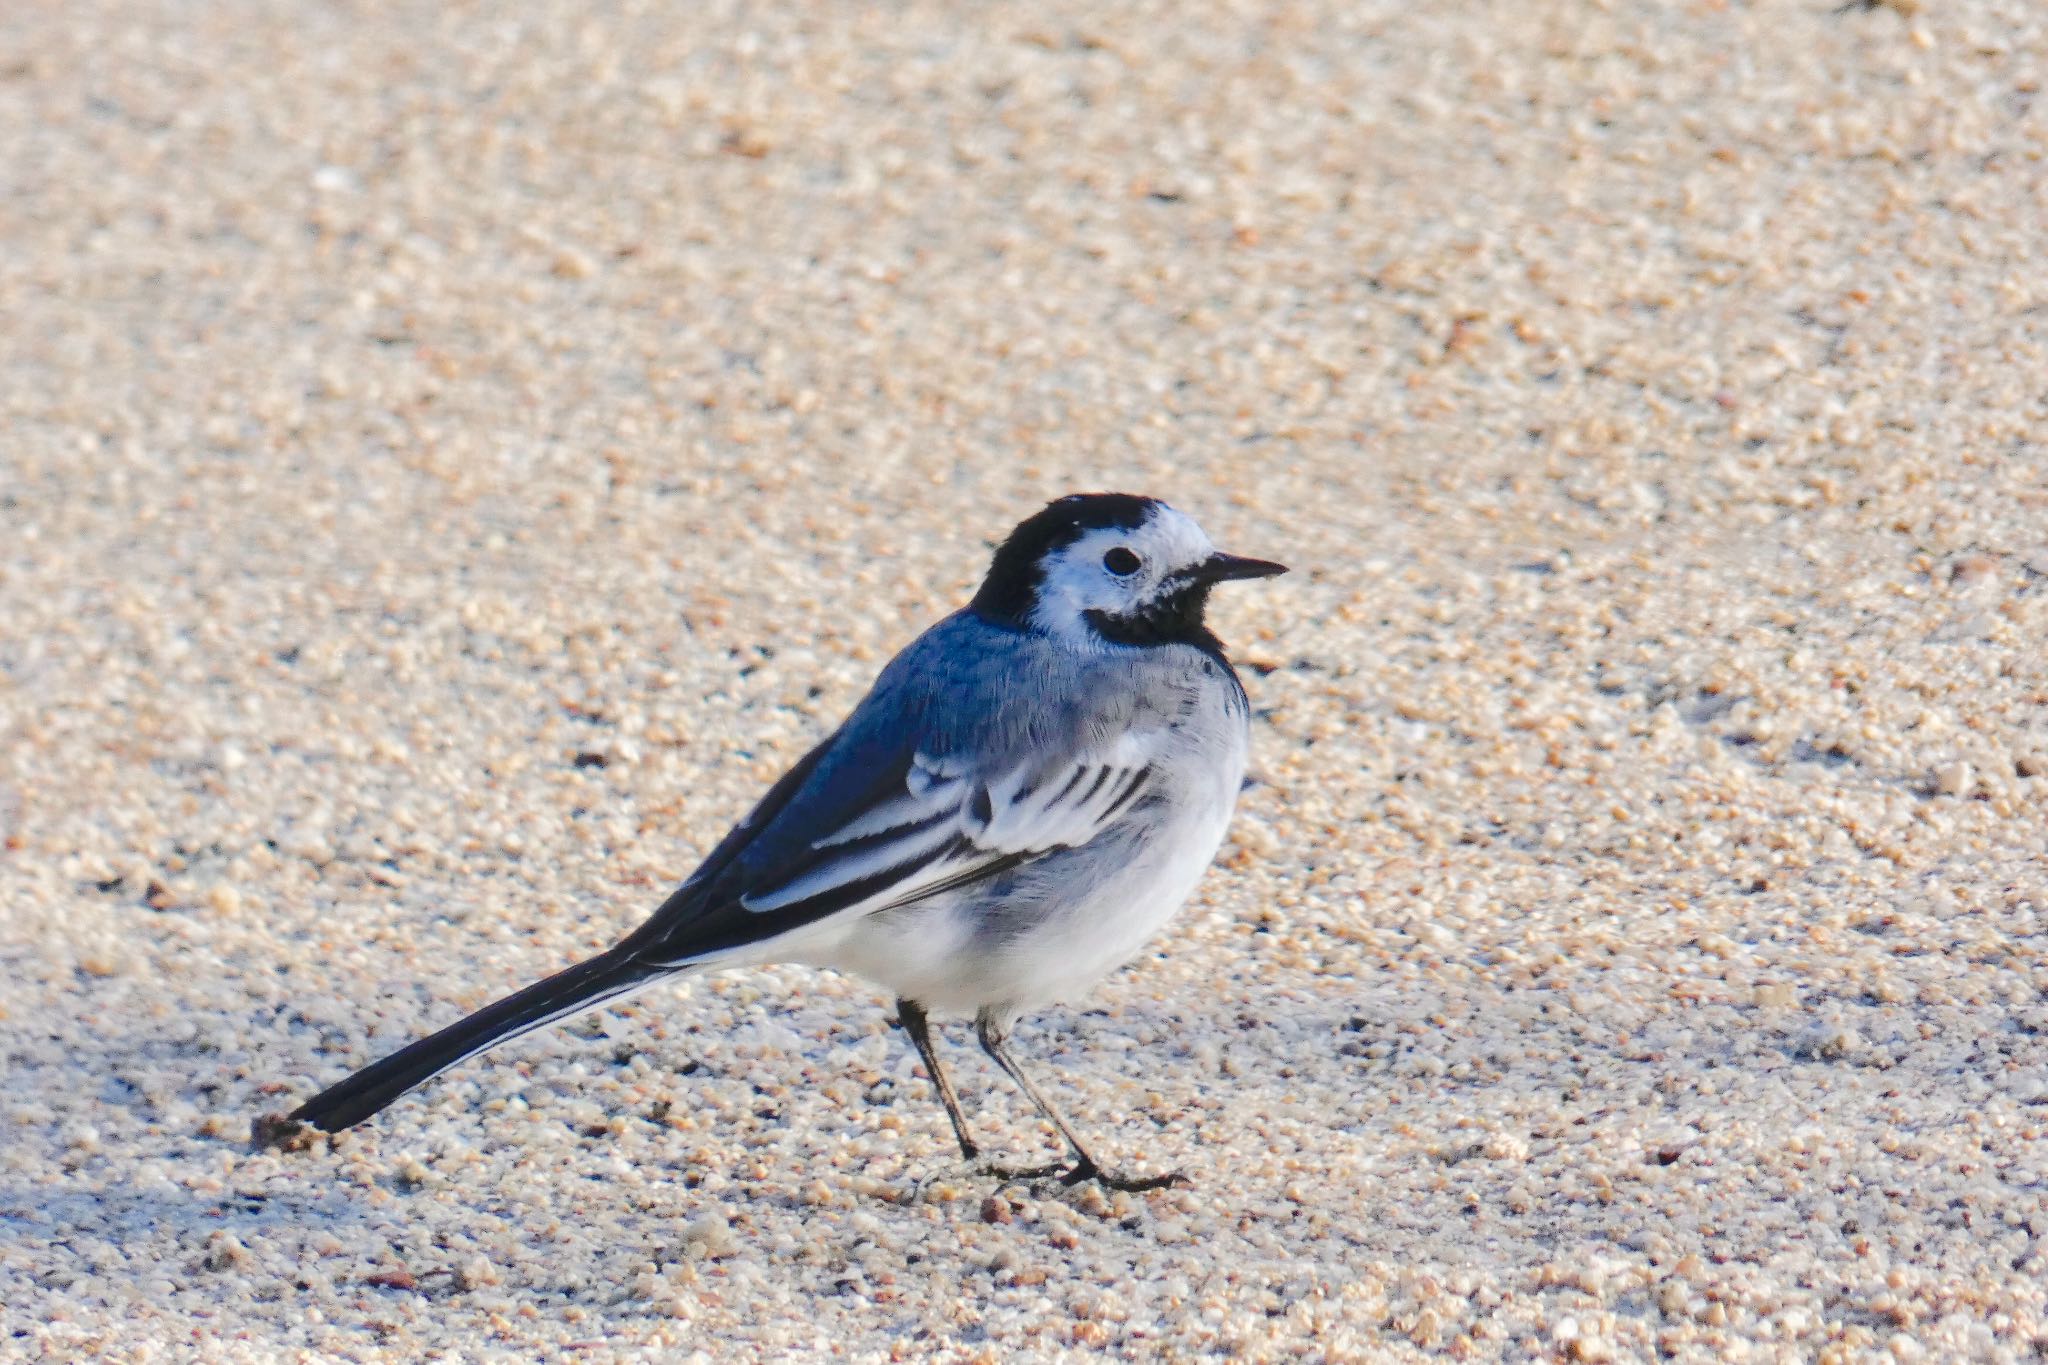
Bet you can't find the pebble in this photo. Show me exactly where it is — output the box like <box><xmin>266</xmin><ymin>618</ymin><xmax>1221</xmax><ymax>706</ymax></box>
<box><xmin>454</xmin><ymin>1256</ymin><xmax>501</xmax><ymax>1291</ymax></box>
<box><xmin>679</xmin><ymin>1214</ymin><xmax>736</xmax><ymax>1261</ymax></box>
<box><xmin>1933</xmin><ymin>761</ymin><xmax>1974</xmax><ymax>797</ymax></box>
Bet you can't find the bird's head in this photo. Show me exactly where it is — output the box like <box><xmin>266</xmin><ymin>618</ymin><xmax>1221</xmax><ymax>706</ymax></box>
<box><xmin>969</xmin><ymin>493</ymin><xmax>1286</xmax><ymax>651</ymax></box>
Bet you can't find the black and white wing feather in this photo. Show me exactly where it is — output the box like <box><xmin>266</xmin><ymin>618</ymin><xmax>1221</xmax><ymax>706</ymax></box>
<box><xmin>742</xmin><ymin>745</ymin><xmax>1156</xmax><ymax>916</ymax></box>
<box><xmin>619</xmin><ymin>611</ymin><xmax>1172</xmax><ymax>968</ymax></box>
<box><xmin>633</xmin><ymin>737</ymin><xmax>1160</xmax><ymax>967</ymax></box>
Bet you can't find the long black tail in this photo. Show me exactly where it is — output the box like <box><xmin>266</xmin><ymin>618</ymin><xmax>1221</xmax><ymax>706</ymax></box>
<box><xmin>289</xmin><ymin>948</ymin><xmax>666</xmax><ymax>1133</ymax></box>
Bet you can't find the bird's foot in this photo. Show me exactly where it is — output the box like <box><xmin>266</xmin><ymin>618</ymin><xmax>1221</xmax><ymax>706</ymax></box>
<box><xmin>1063</xmin><ymin>1159</ymin><xmax>1190</xmax><ymax>1193</ymax></box>
<box><xmin>980</xmin><ymin>1157</ymin><xmax>1068</xmax><ymax>1183</ymax></box>
<box><xmin>983</xmin><ymin>1156</ymin><xmax>1189</xmax><ymax>1192</ymax></box>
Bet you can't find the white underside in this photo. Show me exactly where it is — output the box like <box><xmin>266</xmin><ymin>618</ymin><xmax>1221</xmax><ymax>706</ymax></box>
<box><xmin>707</xmin><ymin>707</ymin><xmax>1248</xmax><ymax>1015</ymax></box>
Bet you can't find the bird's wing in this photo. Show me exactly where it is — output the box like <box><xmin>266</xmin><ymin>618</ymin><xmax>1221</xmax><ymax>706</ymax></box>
<box><xmin>619</xmin><ymin>614</ymin><xmax>1165</xmax><ymax>968</ymax></box>
<box><xmin>629</xmin><ymin>733</ymin><xmax>1161</xmax><ymax>968</ymax></box>
<box><xmin>737</xmin><ymin>738</ymin><xmax>1159</xmax><ymax>917</ymax></box>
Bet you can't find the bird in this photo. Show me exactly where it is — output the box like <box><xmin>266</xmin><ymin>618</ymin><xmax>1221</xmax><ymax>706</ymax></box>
<box><xmin>284</xmin><ymin>492</ymin><xmax>1285</xmax><ymax>1191</ymax></box>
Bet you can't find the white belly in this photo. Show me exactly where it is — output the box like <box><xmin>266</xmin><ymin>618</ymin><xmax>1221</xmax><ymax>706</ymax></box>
<box><xmin>801</xmin><ymin>714</ymin><xmax>1248</xmax><ymax>1013</ymax></box>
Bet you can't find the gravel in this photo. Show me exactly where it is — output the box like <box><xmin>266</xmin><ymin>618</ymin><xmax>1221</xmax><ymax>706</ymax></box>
<box><xmin>4</xmin><ymin>0</ymin><xmax>2046</xmax><ymax>1359</ymax></box>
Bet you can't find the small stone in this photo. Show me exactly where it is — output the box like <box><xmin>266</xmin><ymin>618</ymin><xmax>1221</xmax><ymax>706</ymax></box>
<box><xmin>454</xmin><ymin>1254</ymin><xmax>501</xmax><ymax>1290</ymax></box>
<box><xmin>1412</xmin><ymin>921</ymin><xmax>1455</xmax><ymax>950</ymax></box>
<box><xmin>1947</xmin><ymin>553</ymin><xmax>1998</xmax><ymax>586</ymax></box>
<box><xmin>980</xmin><ymin>1193</ymin><xmax>1013</xmax><ymax>1225</ymax></box>
<box><xmin>199</xmin><ymin>1231</ymin><xmax>252</xmax><ymax>1272</ymax></box>
<box><xmin>680</xmin><ymin>1213</ymin><xmax>735</xmax><ymax>1260</ymax></box>
<box><xmin>1933</xmin><ymin>761</ymin><xmax>1972</xmax><ymax>796</ymax></box>
<box><xmin>1796</xmin><ymin>1020</ymin><xmax>1864</xmax><ymax>1062</ymax></box>
<box><xmin>311</xmin><ymin>164</ymin><xmax>358</xmax><ymax>193</ymax></box>
<box><xmin>1484</xmin><ymin>1130</ymin><xmax>1531</xmax><ymax>1162</ymax></box>
<box><xmin>719</xmin><ymin>121</ymin><xmax>773</xmax><ymax>158</ymax></box>
<box><xmin>1073</xmin><ymin>1184</ymin><xmax>1112</xmax><ymax>1218</ymax></box>
<box><xmin>205</xmin><ymin>883</ymin><xmax>243</xmax><ymax>915</ymax></box>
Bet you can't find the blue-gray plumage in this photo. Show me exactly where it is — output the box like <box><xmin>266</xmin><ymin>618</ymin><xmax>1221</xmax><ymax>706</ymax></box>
<box><xmin>284</xmin><ymin>493</ymin><xmax>1284</xmax><ymax>1191</ymax></box>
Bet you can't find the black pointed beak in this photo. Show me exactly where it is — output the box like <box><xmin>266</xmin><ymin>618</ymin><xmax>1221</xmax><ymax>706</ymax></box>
<box><xmin>1192</xmin><ymin>552</ymin><xmax>1289</xmax><ymax>584</ymax></box>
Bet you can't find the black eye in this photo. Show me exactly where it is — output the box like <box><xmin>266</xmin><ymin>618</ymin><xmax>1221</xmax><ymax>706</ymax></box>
<box><xmin>1103</xmin><ymin>547</ymin><xmax>1142</xmax><ymax>576</ymax></box>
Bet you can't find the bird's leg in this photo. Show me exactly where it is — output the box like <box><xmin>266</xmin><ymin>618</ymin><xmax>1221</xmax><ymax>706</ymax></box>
<box><xmin>894</xmin><ymin>999</ymin><xmax>980</xmax><ymax>1163</ymax></box>
<box><xmin>974</xmin><ymin>1010</ymin><xmax>1189</xmax><ymax>1192</ymax></box>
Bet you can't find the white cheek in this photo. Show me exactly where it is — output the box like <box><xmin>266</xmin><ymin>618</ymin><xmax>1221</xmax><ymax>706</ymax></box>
<box><xmin>1025</xmin><ymin>558</ymin><xmax>1113</xmax><ymax>641</ymax></box>
<box><xmin>1045</xmin><ymin>559</ymin><xmax>1108</xmax><ymax>609</ymax></box>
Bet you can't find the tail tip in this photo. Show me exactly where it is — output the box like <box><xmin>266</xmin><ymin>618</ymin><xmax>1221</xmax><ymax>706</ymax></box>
<box><xmin>251</xmin><ymin>1109</ymin><xmax>329</xmax><ymax>1152</ymax></box>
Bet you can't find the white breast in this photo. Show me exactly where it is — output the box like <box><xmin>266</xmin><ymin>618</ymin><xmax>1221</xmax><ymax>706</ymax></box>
<box><xmin>807</xmin><ymin>659</ymin><xmax>1251</xmax><ymax>1012</ymax></box>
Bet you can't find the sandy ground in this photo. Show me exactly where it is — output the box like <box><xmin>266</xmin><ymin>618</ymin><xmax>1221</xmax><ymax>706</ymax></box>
<box><xmin>4</xmin><ymin>0</ymin><xmax>2048</xmax><ymax>1359</ymax></box>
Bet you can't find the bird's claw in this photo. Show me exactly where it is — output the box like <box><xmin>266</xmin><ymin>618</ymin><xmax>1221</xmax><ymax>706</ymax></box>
<box><xmin>982</xmin><ymin>1156</ymin><xmax>1189</xmax><ymax>1192</ymax></box>
<box><xmin>980</xmin><ymin>1158</ymin><xmax>1068</xmax><ymax>1183</ymax></box>
<box><xmin>1072</xmin><ymin>1164</ymin><xmax>1190</xmax><ymax>1193</ymax></box>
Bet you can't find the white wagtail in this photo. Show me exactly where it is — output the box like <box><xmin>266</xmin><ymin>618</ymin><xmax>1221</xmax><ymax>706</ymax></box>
<box><xmin>285</xmin><ymin>493</ymin><xmax>1284</xmax><ymax>1190</ymax></box>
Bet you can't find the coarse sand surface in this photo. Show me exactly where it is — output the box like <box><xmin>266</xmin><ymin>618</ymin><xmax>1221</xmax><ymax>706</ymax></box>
<box><xmin>4</xmin><ymin>1</ymin><xmax>2048</xmax><ymax>1360</ymax></box>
